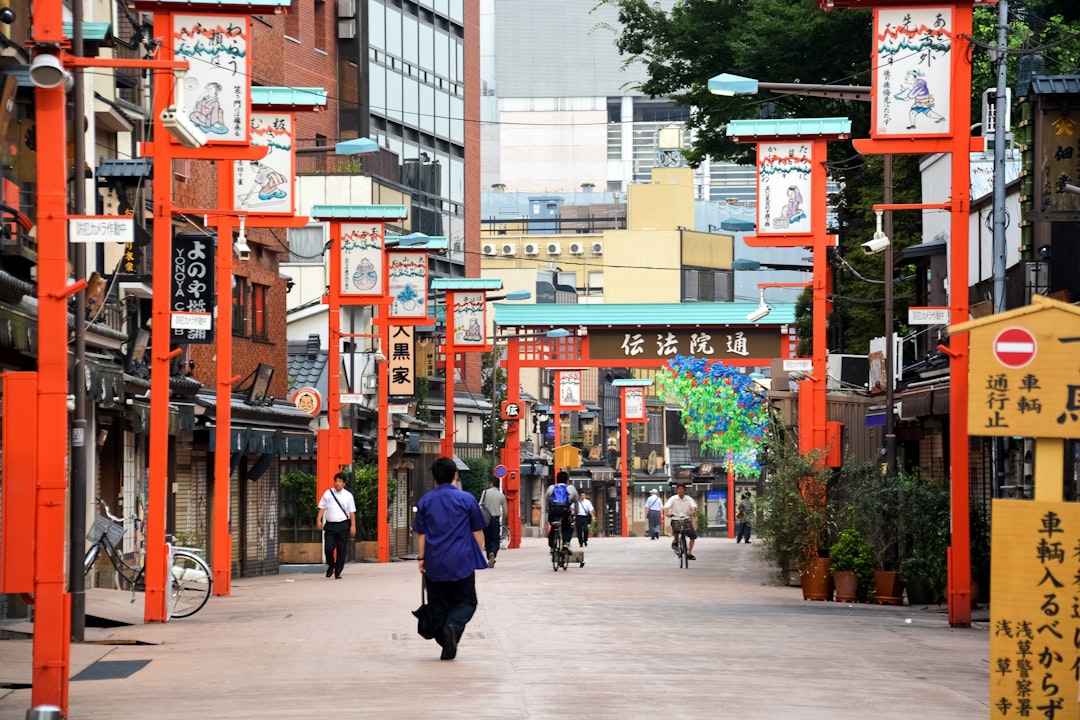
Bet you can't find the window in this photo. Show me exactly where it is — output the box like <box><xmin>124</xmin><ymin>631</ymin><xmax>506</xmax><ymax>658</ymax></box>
<box><xmin>287</xmin><ymin>226</ymin><xmax>325</xmax><ymax>263</ymax></box>
<box><xmin>682</xmin><ymin>268</ymin><xmax>734</xmax><ymax>302</ymax></box>
<box><xmin>314</xmin><ymin>0</ymin><xmax>327</xmax><ymax>51</ymax></box>
<box><xmin>233</xmin><ymin>276</ymin><xmax>249</xmax><ymax>337</ymax></box>
<box><xmin>252</xmin><ymin>284</ymin><xmax>269</xmax><ymax>341</ymax></box>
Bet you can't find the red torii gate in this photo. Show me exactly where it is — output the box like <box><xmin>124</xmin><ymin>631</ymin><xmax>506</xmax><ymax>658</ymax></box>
<box><xmin>494</xmin><ymin>303</ymin><xmax>798</xmax><ymax>550</ymax></box>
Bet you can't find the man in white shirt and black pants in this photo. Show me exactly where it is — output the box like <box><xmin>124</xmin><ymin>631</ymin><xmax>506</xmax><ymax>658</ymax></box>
<box><xmin>316</xmin><ymin>472</ymin><xmax>357</xmax><ymax>579</ymax></box>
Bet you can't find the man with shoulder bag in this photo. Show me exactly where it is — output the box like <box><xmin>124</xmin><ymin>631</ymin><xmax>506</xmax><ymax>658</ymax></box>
<box><xmin>316</xmin><ymin>472</ymin><xmax>356</xmax><ymax>579</ymax></box>
<box><xmin>479</xmin><ymin>477</ymin><xmax>508</xmax><ymax>567</ymax></box>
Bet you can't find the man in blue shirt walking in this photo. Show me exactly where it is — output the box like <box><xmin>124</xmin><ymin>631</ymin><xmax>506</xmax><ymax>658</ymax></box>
<box><xmin>414</xmin><ymin>457</ymin><xmax>488</xmax><ymax>660</ymax></box>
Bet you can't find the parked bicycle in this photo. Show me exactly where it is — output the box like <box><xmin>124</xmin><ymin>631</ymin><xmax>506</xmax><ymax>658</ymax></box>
<box><xmin>85</xmin><ymin>498</ymin><xmax>212</xmax><ymax>619</ymax></box>
<box><xmin>549</xmin><ymin>517</ymin><xmax>570</xmax><ymax>572</ymax></box>
<box><xmin>671</xmin><ymin>518</ymin><xmax>692</xmax><ymax>569</ymax></box>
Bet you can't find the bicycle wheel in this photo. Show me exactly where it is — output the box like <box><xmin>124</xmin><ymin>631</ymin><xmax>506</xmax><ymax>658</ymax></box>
<box><xmin>551</xmin><ymin>522</ymin><xmax>560</xmax><ymax>571</ymax></box>
<box><xmin>500</xmin><ymin>524</ymin><xmax>510</xmax><ymax>550</ymax></box>
<box><xmin>169</xmin><ymin>550</ymin><xmax>212</xmax><ymax>619</ymax></box>
<box><xmin>680</xmin><ymin>533</ymin><xmax>689</xmax><ymax>569</ymax></box>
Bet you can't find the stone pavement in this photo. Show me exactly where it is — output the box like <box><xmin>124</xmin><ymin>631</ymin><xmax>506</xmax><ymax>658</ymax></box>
<box><xmin>0</xmin><ymin>535</ymin><xmax>989</xmax><ymax>720</ymax></box>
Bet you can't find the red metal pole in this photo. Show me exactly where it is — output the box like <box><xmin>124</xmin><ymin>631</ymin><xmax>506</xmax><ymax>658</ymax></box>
<box><xmin>443</xmin><ymin>343</ymin><xmax>456</xmax><ymax>458</ymax></box>
<box><xmin>31</xmin><ymin>2</ymin><xmax>72</xmax><ymax>704</ymax></box>
<box><xmin>376</xmin><ymin>307</ymin><xmax>390</xmax><ymax>562</ymax></box>
<box><xmin>809</xmin><ymin>138</ymin><xmax>829</xmax><ymax>457</ymax></box>
<box><xmin>620</xmin><ymin>415</ymin><xmax>629</xmax><ymax>537</ymax></box>
<box><xmin>947</xmin><ymin>4</ymin><xmax>974</xmax><ymax>627</ymax></box>
<box><xmin>212</xmin><ymin>202</ymin><xmax>236</xmax><ymax>596</ymax></box>
<box><xmin>727</xmin><ymin>452</ymin><xmax>736</xmax><ymax>539</ymax></box>
<box><xmin>502</xmin><ymin>337</ymin><xmax>522</xmax><ymax>549</ymax></box>
<box><xmin>322</xmin><ymin>221</ymin><xmax>343</xmax><ymax>494</ymax></box>
<box><xmin>144</xmin><ymin>8</ymin><xmax>174</xmax><ymax>624</ymax></box>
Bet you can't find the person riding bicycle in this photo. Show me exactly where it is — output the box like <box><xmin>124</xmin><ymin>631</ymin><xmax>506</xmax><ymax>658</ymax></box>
<box><xmin>545</xmin><ymin>471</ymin><xmax>578</xmax><ymax>552</ymax></box>
<box><xmin>664</xmin><ymin>482</ymin><xmax>698</xmax><ymax>561</ymax></box>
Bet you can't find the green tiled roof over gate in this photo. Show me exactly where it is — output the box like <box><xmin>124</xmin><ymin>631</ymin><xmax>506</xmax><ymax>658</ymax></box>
<box><xmin>492</xmin><ymin>302</ymin><xmax>797</xmax><ymax>327</ymax></box>
<box><xmin>309</xmin><ymin>205</ymin><xmax>408</xmax><ymax>220</ymax></box>
<box><xmin>727</xmin><ymin>117</ymin><xmax>851</xmax><ymax>140</ymax></box>
<box><xmin>251</xmin><ymin>87</ymin><xmax>327</xmax><ymax>109</ymax></box>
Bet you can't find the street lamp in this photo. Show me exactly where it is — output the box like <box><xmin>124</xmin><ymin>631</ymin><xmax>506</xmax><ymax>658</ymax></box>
<box><xmin>862</xmin><ymin>210</ymin><xmax>897</xmax><ymax>478</ymax></box>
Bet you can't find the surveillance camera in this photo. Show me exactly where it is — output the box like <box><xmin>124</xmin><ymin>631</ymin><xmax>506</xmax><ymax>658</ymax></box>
<box><xmin>861</xmin><ymin>235</ymin><xmax>891</xmax><ymax>255</ymax></box>
<box><xmin>29</xmin><ymin>53</ymin><xmax>70</xmax><ymax>90</ymax></box>
<box><xmin>0</xmin><ymin>8</ymin><xmax>16</xmax><ymax>24</ymax></box>
<box><xmin>159</xmin><ymin>106</ymin><xmax>208</xmax><ymax>149</ymax></box>
<box><xmin>746</xmin><ymin>304</ymin><xmax>771</xmax><ymax>322</ymax></box>
<box><xmin>234</xmin><ymin>238</ymin><xmax>252</xmax><ymax>261</ymax></box>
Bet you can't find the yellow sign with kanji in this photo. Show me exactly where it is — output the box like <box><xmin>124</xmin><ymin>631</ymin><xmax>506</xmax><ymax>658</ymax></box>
<box><xmin>950</xmin><ymin>296</ymin><xmax>1080</xmax><ymax>438</ymax></box>
<box><xmin>989</xmin><ymin>499</ymin><xmax>1080</xmax><ymax>719</ymax></box>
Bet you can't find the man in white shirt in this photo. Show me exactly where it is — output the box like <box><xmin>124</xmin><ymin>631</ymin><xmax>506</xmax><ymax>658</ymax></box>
<box><xmin>575</xmin><ymin>490</ymin><xmax>595</xmax><ymax>548</ymax></box>
<box><xmin>663</xmin><ymin>482</ymin><xmax>698</xmax><ymax>560</ymax></box>
<box><xmin>316</xmin><ymin>472</ymin><xmax>357</xmax><ymax>579</ymax></box>
<box><xmin>645</xmin><ymin>489</ymin><xmax>664</xmax><ymax>540</ymax></box>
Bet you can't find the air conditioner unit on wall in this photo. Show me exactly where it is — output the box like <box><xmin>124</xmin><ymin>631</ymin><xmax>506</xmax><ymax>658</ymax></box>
<box><xmin>501</xmin><ymin>243</ymin><xmax>517</xmax><ymax>256</ymax></box>
<box><xmin>546</xmin><ymin>242</ymin><xmax>562</xmax><ymax>255</ymax></box>
<box><xmin>569</xmin><ymin>241</ymin><xmax>585</xmax><ymax>255</ymax></box>
<box><xmin>481</xmin><ymin>243</ymin><xmax>497</xmax><ymax>256</ymax></box>
<box><xmin>591</xmin><ymin>241</ymin><xmax>603</xmax><ymax>255</ymax></box>
<box><xmin>523</xmin><ymin>242</ymin><xmax>540</xmax><ymax>255</ymax></box>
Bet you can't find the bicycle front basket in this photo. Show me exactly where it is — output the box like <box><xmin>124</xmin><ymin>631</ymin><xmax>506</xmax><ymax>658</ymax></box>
<box><xmin>88</xmin><ymin>515</ymin><xmax>125</xmax><ymax>547</ymax></box>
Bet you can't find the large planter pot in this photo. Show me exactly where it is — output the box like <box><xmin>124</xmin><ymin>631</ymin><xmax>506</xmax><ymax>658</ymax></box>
<box><xmin>800</xmin><ymin>558</ymin><xmax>834</xmax><ymax>601</ymax></box>
<box><xmin>905</xmin><ymin>575</ymin><xmax>938</xmax><ymax>605</ymax></box>
<box><xmin>833</xmin><ymin>570</ymin><xmax>859</xmax><ymax>603</ymax></box>
<box><xmin>874</xmin><ymin>570</ymin><xmax>905</xmax><ymax>605</ymax></box>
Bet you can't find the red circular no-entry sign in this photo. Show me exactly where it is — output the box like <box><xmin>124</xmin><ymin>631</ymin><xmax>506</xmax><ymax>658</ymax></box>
<box><xmin>993</xmin><ymin>327</ymin><xmax>1037</xmax><ymax>369</ymax></box>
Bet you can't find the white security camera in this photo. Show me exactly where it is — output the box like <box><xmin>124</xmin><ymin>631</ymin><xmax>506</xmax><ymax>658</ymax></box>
<box><xmin>29</xmin><ymin>53</ymin><xmax>71</xmax><ymax>90</ymax></box>
<box><xmin>861</xmin><ymin>232</ymin><xmax>891</xmax><ymax>255</ymax></box>
<box><xmin>234</xmin><ymin>238</ymin><xmax>252</xmax><ymax>261</ymax></box>
<box><xmin>160</xmin><ymin>106</ymin><xmax>208</xmax><ymax>149</ymax></box>
<box><xmin>746</xmin><ymin>304</ymin><xmax>771</xmax><ymax>322</ymax></box>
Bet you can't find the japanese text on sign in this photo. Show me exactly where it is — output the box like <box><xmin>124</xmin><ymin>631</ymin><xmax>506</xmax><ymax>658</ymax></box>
<box><xmin>171</xmin><ymin>233</ymin><xmax>215</xmax><ymax>344</ymax></box>
<box><xmin>387</xmin><ymin>325</ymin><xmax>415</xmax><ymax>396</ymax></box>
<box><xmin>991</xmin><ymin>500</ymin><xmax>1080</xmax><ymax>718</ymax></box>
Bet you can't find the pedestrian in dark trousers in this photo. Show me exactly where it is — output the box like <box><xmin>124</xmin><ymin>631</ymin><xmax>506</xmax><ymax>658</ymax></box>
<box><xmin>736</xmin><ymin>492</ymin><xmax>753</xmax><ymax>544</ymax></box>
<box><xmin>316</xmin><ymin>472</ymin><xmax>356</xmax><ymax>579</ymax></box>
<box><xmin>479</xmin><ymin>477</ymin><xmax>508</xmax><ymax>567</ymax></box>
<box><xmin>414</xmin><ymin>457</ymin><xmax>488</xmax><ymax>660</ymax></box>
<box><xmin>575</xmin><ymin>490</ymin><xmax>594</xmax><ymax>547</ymax></box>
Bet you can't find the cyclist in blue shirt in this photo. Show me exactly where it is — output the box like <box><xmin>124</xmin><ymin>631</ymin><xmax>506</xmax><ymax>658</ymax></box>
<box><xmin>414</xmin><ymin>457</ymin><xmax>488</xmax><ymax>660</ymax></box>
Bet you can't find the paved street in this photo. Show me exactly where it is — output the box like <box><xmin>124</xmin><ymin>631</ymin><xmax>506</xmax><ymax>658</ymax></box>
<box><xmin>1</xmin><ymin>535</ymin><xmax>989</xmax><ymax>720</ymax></box>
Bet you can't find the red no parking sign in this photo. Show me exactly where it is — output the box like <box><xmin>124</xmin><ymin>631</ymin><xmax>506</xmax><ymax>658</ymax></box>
<box><xmin>993</xmin><ymin>327</ymin><xmax>1037</xmax><ymax>369</ymax></box>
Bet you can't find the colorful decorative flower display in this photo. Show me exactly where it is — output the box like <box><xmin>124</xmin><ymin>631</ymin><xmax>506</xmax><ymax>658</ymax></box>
<box><xmin>655</xmin><ymin>355</ymin><xmax>770</xmax><ymax>477</ymax></box>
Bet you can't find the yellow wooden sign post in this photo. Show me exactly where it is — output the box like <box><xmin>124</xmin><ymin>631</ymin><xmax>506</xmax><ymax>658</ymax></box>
<box><xmin>554</xmin><ymin>444</ymin><xmax>581</xmax><ymax>471</ymax></box>
<box><xmin>950</xmin><ymin>295</ymin><xmax>1080</xmax><ymax>718</ymax></box>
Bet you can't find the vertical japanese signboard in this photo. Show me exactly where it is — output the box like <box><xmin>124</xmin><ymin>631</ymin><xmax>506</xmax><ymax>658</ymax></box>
<box><xmin>173</xmin><ymin>15</ymin><xmax>251</xmax><ymax>143</ymax></box>
<box><xmin>990</xmin><ymin>500</ymin><xmax>1080</xmax><ymax>718</ymax></box>
<box><xmin>557</xmin><ymin>370</ymin><xmax>584</xmax><ymax>409</ymax></box>
<box><xmin>388</xmin><ymin>252</ymin><xmax>429</xmax><ymax>318</ymax></box>
<box><xmin>1037</xmin><ymin>93</ymin><xmax>1080</xmax><ymax>216</ymax></box>
<box><xmin>450</xmin><ymin>291</ymin><xmax>486</xmax><ymax>347</ymax></box>
<box><xmin>171</xmin><ymin>233</ymin><xmax>214</xmax><ymax>344</ymax></box>
<box><xmin>234</xmin><ymin>112</ymin><xmax>294</xmax><ymax>214</ymax></box>
<box><xmin>339</xmin><ymin>223</ymin><xmax>385</xmax><ymax>298</ymax></box>
<box><xmin>387</xmin><ymin>325</ymin><xmax>415</xmax><ymax>397</ymax></box>
<box><xmin>756</xmin><ymin>142</ymin><xmax>812</xmax><ymax>235</ymax></box>
<box><xmin>873</xmin><ymin>7</ymin><xmax>953</xmax><ymax>138</ymax></box>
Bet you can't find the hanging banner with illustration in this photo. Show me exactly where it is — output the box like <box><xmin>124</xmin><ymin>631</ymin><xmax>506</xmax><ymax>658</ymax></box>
<box><xmin>339</xmin><ymin>223</ymin><xmax>385</xmax><ymax>298</ymax></box>
<box><xmin>873</xmin><ymin>7</ymin><xmax>953</xmax><ymax>138</ymax></box>
<box><xmin>449</xmin><ymin>291</ymin><xmax>485</xmax><ymax>347</ymax></box>
<box><xmin>173</xmin><ymin>15</ymin><xmax>251</xmax><ymax>144</ymax></box>
<box><xmin>756</xmin><ymin>142</ymin><xmax>812</xmax><ymax>235</ymax></box>
<box><xmin>388</xmin><ymin>251</ymin><xmax>428</xmax><ymax>318</ymax></box>
<box><xmin>557</xmin><ymin>370</ymin><xmax>584</xmax><ymax>410</ymax></box>
<box><xmin>233</xmin><ymin>112</ymin><xmax>293</xmax><ymax>214</ymax></box>
<box><xmin>624</xmin><ymin>386</ymin><xmax>646</xmax><ymax>421</ymax></box>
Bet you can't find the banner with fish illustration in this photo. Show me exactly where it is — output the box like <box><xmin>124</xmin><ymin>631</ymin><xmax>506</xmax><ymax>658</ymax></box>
<box><xmin>339</xmin><ymin>223</ymin><xmax>385</xmax><ymax>298</ymax></box>
<box><xmin>388</xmin><ymin>251</ymin><xmax>428</xmax><ymax>318</ymax></box>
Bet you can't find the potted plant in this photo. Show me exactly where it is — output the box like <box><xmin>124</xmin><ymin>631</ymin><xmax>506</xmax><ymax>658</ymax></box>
<box><xmin>828</xmin><ymin>526</ymin><xmax>876</xmax><ymax>602</ymax></box>
<box><xmin>898</xmin><ymin>472</ymin><xmax>950</xmax><ymax>605</ymax></box>
<box><xmin>838</xmin><ymin>460</ymin><xmax>904</xmax><ymax>604</ymax></box>
<box><xmin>755</xmin><ymin>421</ymin><xmax>833</xmax><ymax>598</ymax></box>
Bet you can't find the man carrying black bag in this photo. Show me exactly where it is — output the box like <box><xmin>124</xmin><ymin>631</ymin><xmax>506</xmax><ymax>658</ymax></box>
<box><xmin>413</xmin><ymin>457</ymin><xmax>488</xmax><ymax>660</ymax></box>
